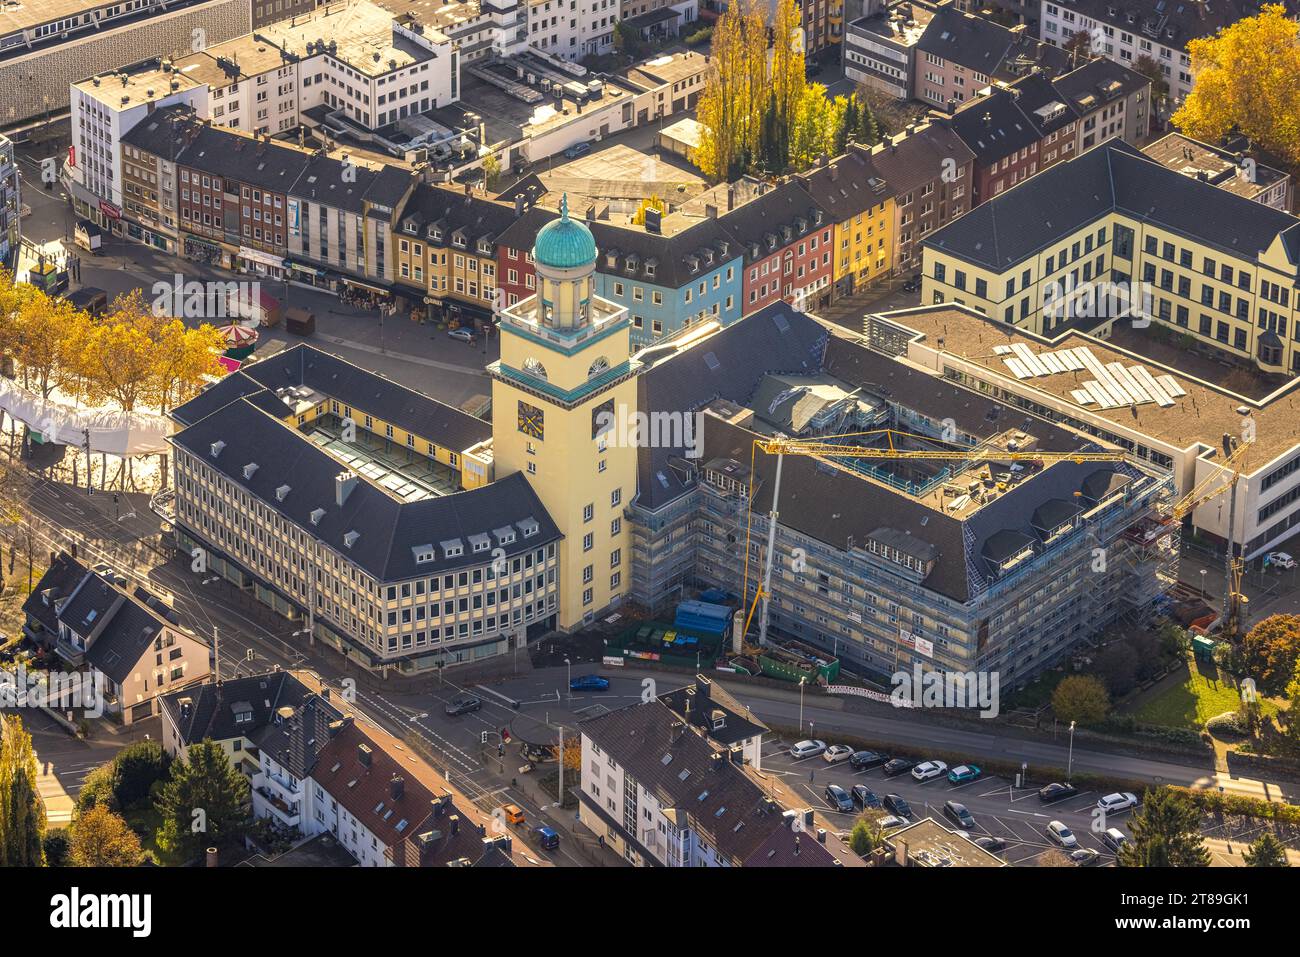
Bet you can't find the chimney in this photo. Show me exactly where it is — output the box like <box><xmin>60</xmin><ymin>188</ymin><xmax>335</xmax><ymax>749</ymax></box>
<box><xmin>206</xmin><ymin>847</ymin><xmax>219</xmax><ymax>867</ymax></box>
<box><xmin>335</xmin><ymin>470</ymin><xmax>357</xmax><ymax>506</ymax></box>
<box><xmin>794</xmin><ymin>835</ymin><xmax>801</xmax><ymax>856</ymax></box>
<box><xmin>727</xmin><ymin>185</ymin><xmax>735</xmax><ymax>211</ymax></box>
<box><xmin>729</xmin><ymin>746</ymin><xmax>743</xmax><ymax>766</ymax></box>
<box><xmin>704</xmin><ymin>203</ymin><xmax>717</xmax><ymax>219</ymax></box>
<box><xmin>709</xmin><ymin>751</ymin><xmax>725</xmax><ymax>771</ymax></box>
<box><xmin>803</xmin><ymin>808</ymin><xmax>814</xmax><ymax>829</ymax></box>
<box><xmin>829</xmin><ymin>164</ymin><xmax>838</xmax><ymax>182</ymax></box>
<box><xmin>390</xmin><ymin>774</ymin><xmax>405</xmax><ymax>800</ymax></box>
<box><xmin>357</xmin><ymin>743</ymin><xmax>372</xmax><ymax>768</ymax></box>
<box><xmin>695</xmin><ymin>675</ymin><xmax>712</xmax><ymax>701</ymax></box>
<box><xmin>817</xmin><ymin>827</ymin><xmax>827</xmax><ymax>844</ymax></box>
<box><xmin>449</xmin><ymin>814</ymin><xmax>460</xmax><ymax>835</ymax></box>
<box><xmin>514</xmin><ymin>195</ymin><xmax>524</xmax><ymax>216</ymax></box>
<box><xmin>895</xmin><ymin>838</ymin><xmax>910</xmax><ymax>867</ymax></box>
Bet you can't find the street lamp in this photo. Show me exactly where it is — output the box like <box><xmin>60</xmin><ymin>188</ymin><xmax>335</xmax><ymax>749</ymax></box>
<box><xmin>1066</xmin><ymin>720</ymin><xmax>1076</xmax><ymax>784</ymax></box>
<box><xmin>798</xmin><ymin>676</ymin><xmax>807</xmax><ymax>732</ymax></box>
<box><xmin>565</xmin><ymin>657</ymin><xmax>571</xmax><ymax>701</ymax></box>
<box><xmin>1200</xmin><ymin>568</ymin><xmax>1208</xmax><ymax>598</ymax></box>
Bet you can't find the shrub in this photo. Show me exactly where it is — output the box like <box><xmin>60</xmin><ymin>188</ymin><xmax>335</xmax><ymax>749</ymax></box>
<box><xmin>684</xmin><ymin>26</ymin><xmax>713</xmax><ymax>47</ymax></box>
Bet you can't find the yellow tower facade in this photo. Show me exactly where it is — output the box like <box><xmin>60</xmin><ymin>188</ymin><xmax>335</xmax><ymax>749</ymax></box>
<box><xmin>488</xmin><ymin>196</ymin><xmax>640</xmax><ymax>630</ymax></box>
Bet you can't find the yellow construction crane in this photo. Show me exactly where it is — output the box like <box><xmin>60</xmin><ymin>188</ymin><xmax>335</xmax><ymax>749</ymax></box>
<box><xmin>736</xmin><ymin>430</ymin><xmax>1127</xmax><ymax>652</ymax></box>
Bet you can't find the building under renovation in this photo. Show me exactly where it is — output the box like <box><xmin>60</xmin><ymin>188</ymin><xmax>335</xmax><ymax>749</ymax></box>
<box><xmin>628</xmin><ymin>303</ymin><xmax>1176</xmax><ymax>686</ymax></box>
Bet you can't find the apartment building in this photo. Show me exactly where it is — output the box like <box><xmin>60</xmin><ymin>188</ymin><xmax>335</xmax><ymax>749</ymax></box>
<box><xmin>927</xmin><ymin>56</ymin><xmax>1149</xmax><ymax>205</ymax></box>
<box><xmin>627</xmin><ymin>301</ymin><xmax>1173</xmax><ymax>685</ymax></box>
<box><xmin>845</xmin><ymin>0</ymin><xmax>1067</xmax><ymax>105</ymax></box>
<box><xmin>23</xmin><ymin>553</ymin><xmax>211</xmax><ymax>724</ymax></box>
<box><xmin>722</xmin><ymin>179</ymin><xmax>836</xmax><ymax>315</ymax></box>
<box><xmin>863</xmin><ymin>122</ymin><xmax>975</xmax><ymax>275</ymax></box>
<box><xmin>169</xmin><ymin>342</ymin><xmax>560</xmax><ymax>671</ymax></box>
<box><xmin>798</xmin><ymin>148</ymin><xmax>897</xmax><ymax>298</ymax></box>
<box><xmin>920</xmin><ymin>140</ymin><xmax>1300</xmax><ymax>363</ymax></box>
<box><xmin>1141</xmin><ymin>132</ymin><xmax>1292</xmax><ymax>212</ymax></box>
<box><xmin>159</xmin><ymin>670</ymin><xmax>529</xmax><ymax>865</ymax></box>
<box><xmin>578</xmin><ymin>697</ymin><xmax>857</xmax><ymax>866</ymax></box>
<box><xmin>1037</xmin><ymin>0</ymin><xmax>1288</xmax><ymax>104</ymax></box>
<box><xmin>525</xmin><ymin>0</ymin><xmax>621</xmax><ymax>59</ymax></box>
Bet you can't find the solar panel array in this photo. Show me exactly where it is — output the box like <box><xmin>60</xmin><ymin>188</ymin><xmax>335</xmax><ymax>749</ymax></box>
<box><xmin>999</xmin><ymin>344</ymin><xmax>1183</xmax><ymax>410</ymax></box>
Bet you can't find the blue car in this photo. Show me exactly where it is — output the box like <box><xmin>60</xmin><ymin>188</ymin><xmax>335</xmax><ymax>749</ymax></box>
<box><xmin>570</xmin><ymin>674</ymin><xmax>610</xmax><ymax>691</ymax></box>
<box><xmin>532</xmin><ymin>825</ymin><xmax>560</xmax><ymax>851</ymax></box>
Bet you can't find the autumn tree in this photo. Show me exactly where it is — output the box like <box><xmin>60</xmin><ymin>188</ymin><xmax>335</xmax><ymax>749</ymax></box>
<box><xmin>12</xmin><ymin>295</ymin><xmax>91</xmax><ymax>400</ymax></box>
<box><xmin>154</xmin><ymin>740</ymin><xmax>249</xmax><ymax>863</ymax></box>
<box><xmin>149</xmin><ymin>319</ymin><xmax>224</xmax><ymax>412</ymax></box>
<box><xmin>769</xmin><ymin>0</ymin><xmax>807</xmax><ymax>164</ymax></box>
<box><xmin>696</xmin><ymin>0</ymin><xmax>763</xmax><ymax>181</ymax></box>
<box><xmin>1242</xmin><ymin>614</ymin><xmax>1300</xmax><ymax>695</ymax></box>
<box><xmin>69</xmin><ymin>804</ymin><xmax>144</xmax><ymax>867</ymax></box>
<box><xmin>788</xmin><ymin>84</ymin><xmax>850</xmax><ymax>172</ymax></box>
<box><xmin>1051</xmin><ymin>674</ymin><xmax>1110</xmax><ymax>726</ymax></box>
<box><xmin>1133</xmin><ymin>53</ymin><xmax>1170</xmax><ymax>103</ymax></box>
<box><xmin>1117</xmin><ymin>787</ymin><xmax>1210</xmax><ymax>867</ymax></box>
<box><xmin>0</xmin><ymin>715</ymin><xmax>46</xmax><ymax>867</ymax></box>
<box><xmin>1173</xmin><ymin>4</ymin><xmax>1300</xmax><ymax>170</ymax></box>
<box><xmin>631</xmin><ymin>195</ymin><xmax>668</xmax><ymax>226</ymax></box>
<box><xmin>77</xmin><ymin>300</ymin><xmax>159</xmax><ymax>414</ymax></box>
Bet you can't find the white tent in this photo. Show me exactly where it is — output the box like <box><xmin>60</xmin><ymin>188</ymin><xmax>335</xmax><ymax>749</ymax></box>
<box><xmin>0</xmin><ymin>377</ymin><xmax>171</xmax><ymax>456</ymax></box>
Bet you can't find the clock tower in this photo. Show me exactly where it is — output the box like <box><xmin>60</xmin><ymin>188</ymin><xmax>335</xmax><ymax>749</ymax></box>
<box><xmin>488</xmin><ymin>195</ymin><xmax>640</xmax><ymax>630</ymax></box>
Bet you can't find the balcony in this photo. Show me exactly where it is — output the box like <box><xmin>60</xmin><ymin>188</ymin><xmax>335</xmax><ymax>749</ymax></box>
<box><xmin>54</xmin><ymin>635</ymin><xmax>86</xmax><ymax>667</ymax></box>
<box><xmin>255</xmin><ymin>787</ymin><xmax>301</xmax><ymax>827</ymax></box>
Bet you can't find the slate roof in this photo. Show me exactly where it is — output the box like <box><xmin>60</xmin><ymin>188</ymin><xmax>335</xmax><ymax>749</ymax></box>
<box><xmin>311</xmin><ymin>719</ymin><xmax>519</xmax><ymax>866</ymax></box>
<box><xmin>397</xmin><ymin>183</ymin><xmax>520</xmax><ymax>247</ymax></box>
<box><xmin>85</xmin><ymin>597</ymin><xmax>171</xmax><ymax>685</ymax></box>
<box><xmin>939</xmin><ymin>86</ymin><xmax>1042</xmax><ymax>164</ymax></box>
<box><xmin>634</xmin><ymin>302</ymin><xmax>830</xmax><ymax>510</ymax></box>
<box><xmin>797</xmin><ymin>150</ymin><xmax>895</xmax><ymax>221</ymax></box>
<box><xmin>171</xmin><ymin>396</ymin><xmax>560</xmax><ymax>582</ymax></box>
<box><xmin>591</xmin><ymin>215</ymin><xmax>741</xmax><ymax>288</ymax></box>
<box><xmin>1059</xmin><ymin>0</ymin><xmax>1281</xmax><ymax>48</ymax></box>
<box><xmin>658</xmin><ymin>675</ymin><xmax>769</xmax><ymax>748</ymax></box>
<box><xmin>717</xmin><ymin>180</ymin><xmax>829</xmax><ymax>263</ymax></box>
<box><xmin>1049</xmin><ymin>56</ymin><xmax>1151</xmax><ymax>113</ymax></box>
<box><xmin>860</xmin><ymin>124</ymin><xmax>976</xmax><ymax>195</ymax></box>
<box><xmin>57</xmin><ymin>571</ymin><xmax>120</xmax><ymax>638</ymax></box>
<box><xmin>121</xmin><ymin>105</ymin><xmax>414</xmax><ymax>212</ymax></box>
<box><xmin>917</xmin><ymin>6</ymin><xmax>1027</xmax><ymax>75</ymax></box>
<box><xmin>21</xmin><ymin>552</ymin><xmax>88</xmax><ymax>636</ymax></box>
<box><xmin>159</xmin><ymin>671</ymin><xmax>331</xmax><ymax>759</ymax></box>
<box><xmin>172</xmin><ymin>342</ymin><xmax>491</xmax><ymax>453</ymax></box>
<box><xmin>922</xmin><ymin>141</ymin><xmax>1300</xmax><ymax>270</ymax></box>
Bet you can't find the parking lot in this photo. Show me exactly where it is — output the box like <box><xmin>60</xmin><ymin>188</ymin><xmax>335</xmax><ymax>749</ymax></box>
<box><xmin>763</xmin><ymin>737</ymin><xmax>1135</xmax><ymax>866</ymax></box>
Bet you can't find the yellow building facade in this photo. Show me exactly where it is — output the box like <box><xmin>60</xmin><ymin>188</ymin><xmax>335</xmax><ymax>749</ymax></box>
<box><xmin>488</xmin><ymin>196</ymin><xmax>641</xmax><ymax>630</ymax></box>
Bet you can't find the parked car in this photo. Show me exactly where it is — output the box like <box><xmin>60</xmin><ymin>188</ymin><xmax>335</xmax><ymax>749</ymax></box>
<box><xmin>882</xmin><ymin>758</ymin><xmax>915</xmax><ymax>777</ymax></box>
<box><xmin>790</xmin><ymin>739</ymin><xmax>827</xmax><ymax>759</ymax></box>
<box><xmin>911</xmin><ymin>760</ymin><xmax>948</xmax><ymax>782</ymax></box>
<box><xmin>531</xmin><ymin>825</ymin><xmax>560</xmax><ymax>851</ymax></box>
<box><xmin>1096</xmin><ymin>792</ymin><xmax>1139</xmax><ymax>814</ymax></box>
<box><xmin>448</xmin><ymin>327</ymin><xmax>475</xmax><ymax>343</ymax></box>
<box><xmin>1046</xmin><ymin>821</ymin><xmax>1078</xmax><ymax>848</ymax></box>
<box><xmin>825</xmin><ymin>784</ymin><xmax>854</xmax><ymax>813</ymax></box>
<box><xmin>445</xmin><ymin>695</ymin><xmax>482</xmax><ymax>716</ymax></box>
<box><xmin>1267</xmin><ymin>551</ymin><xmax>1296</xmax><ymax>569</ymax></box>
<box><xmin>943</xmin><ymin>801</ymin><xmax>975</xmax><ymax>830</ymax></box>
<box><xmin>877</xmin><ymin>815</ymin><xmax>908</xmax><ymax>830</ymax></box>
<box><xmin>823</xmin><ymin>744</ymin><xmax>854</xmax><ymax>764</ymax></box>
<box><xmin>569</xmin><ymin>674</ymin><xmax>610</xmax><ymax>691</ymax></box>
<box><xmin>883</xmin><ymin>794</ymin><xmax>913</xmax><ymax>820</ymax></box>
<box><xmin>851</xmin><ymin>784</ymin><xmax>881</xmax><ymax>810</ymax></box>
<box><xmin>947</xmin><ymin>764</ymin><xmax>982</xmax><ymax>785</ymax></box>
<box><xmin>849</xmin><ymin>750</ymin><xmax>888</xmax><ymax>771</ymax></box>
<box><xmin>563</xmin><ymin>141</ymin><xmax>592</xmax><ymax>159</ymax></box>
<box><xmin>1038</xmin><ymin>782</ymin><xmax>1079</xmax><ymax>804</ymax></box>
<box><xmin>1101</xmin><ymin>828</ymin><xmax>1129</xmax><ymax>853</ymax></box>
<box><xmin>1070</xmin><ymin>848</ymin><xmax>1101</xmax><ymax>866</ymax></box>
<box><xmin>901</xmin><ymin>272</ymin><xmax>922</xmax><ymax>293</ymax></box>
<box><xmin>974</xmin><ymin>836</ymin><xmax>1007</xmax><ymax>853</ymax></box>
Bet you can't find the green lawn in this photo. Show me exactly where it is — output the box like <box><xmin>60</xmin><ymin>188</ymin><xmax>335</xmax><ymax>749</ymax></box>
<box><xmin>1132</xmin><ymin>656</ymin><xmax>1280</xmax><ymax>730</ymax></box>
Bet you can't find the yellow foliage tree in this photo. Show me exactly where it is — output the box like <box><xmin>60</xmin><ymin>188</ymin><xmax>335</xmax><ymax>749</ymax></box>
<box><xmin>631</xmin><ymin>195</ymin><xmax>668</xmax><ymax>225</ymax></box>
<box><xmin>77</xmin><ymin>315</ymin><xmax>158</xmax><ymax>414</ymax></box>
<box><xmin>695</xmin><ymin>0</ymin><xmax>767</xmax><ymax>182</ymax></box>
<box><xmin>12</xmin><ymin>296</ymin><xmax>91</xmax><ymax>400</ymax></box>
<box><xmin>1173</xmin><ymin>4</ymin><xmax>1300</xmax><ymax>170</ymax></box>
<box><xmin>150</xmin><ymin>320</ymin><xmax>226</xmax><ymax>413</ymax></box>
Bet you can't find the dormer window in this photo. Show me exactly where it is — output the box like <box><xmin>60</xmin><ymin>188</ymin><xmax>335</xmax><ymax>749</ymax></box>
<box><xmin>412</xmin><ymin>544</ymin><xmax>436</xmax><ymax>564</ymax></box>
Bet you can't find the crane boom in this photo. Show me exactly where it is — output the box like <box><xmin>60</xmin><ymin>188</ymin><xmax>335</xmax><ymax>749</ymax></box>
<box><xmin>754</xmin><ymin>428</ymin><xmax>1124</xmax><ymax>463</ymax></box>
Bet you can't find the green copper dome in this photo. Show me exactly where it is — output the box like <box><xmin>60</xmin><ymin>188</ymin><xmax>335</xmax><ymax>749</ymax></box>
<box><xmin>534</xmin><ymin>194</ymin><xmax>597</xmax><ymax>269</ymax></box>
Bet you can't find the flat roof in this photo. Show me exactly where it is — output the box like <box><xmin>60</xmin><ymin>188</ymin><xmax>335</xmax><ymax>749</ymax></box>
<box><xmin>74</xmin><ymin>62</ymin><xmax>203</xmax><ymax>109</ymax></box>
<box><xmin>621</xmin><ymin>50</ymin><xmax>708</xmax><ymax>89</ymax></box>
<box><xmin>2</xmin><ymin>0</ymin><xmax>115</xmax><ymax>35</ymax></box>
<box><xmin>872</xmin><ymin>303</ymin><xmax>1300</xmax><ymax>467</ymax></box>
<box><xmin>886</xmin><ymin>818</ymin><xmax>1007</xmax><ymax>867</ymax></box>
<box><xmin>1141</xmin><ymin>132</ymin><xmax>1288</xmax><ymax>201</ymax></box>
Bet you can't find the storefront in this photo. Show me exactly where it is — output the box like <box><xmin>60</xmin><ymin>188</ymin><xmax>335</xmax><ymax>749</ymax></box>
<box><xmin>237</xmin><ymin>245</ymin><xmax>286</xmax><ymax>280</ymax></box>
<box><xmin>183</xmin><ymin>234</ymin><xmax>225</xmax><ymax>266</ymax></box>
<box><xmin>123</xmin><ymin>218</ymin><xmax>171</xmax><ymax>252</ymax></box>
<box><xmin>285</xmin><ymin>260</ymin><xmax>332</xmax><ymax>290</ymax></box>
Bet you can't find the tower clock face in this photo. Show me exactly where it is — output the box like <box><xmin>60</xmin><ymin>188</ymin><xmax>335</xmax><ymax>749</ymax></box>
<box><xmin>517</xmin><ymin>400</ymin><xmax>545</xmax><ymax>439</ymax></box>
